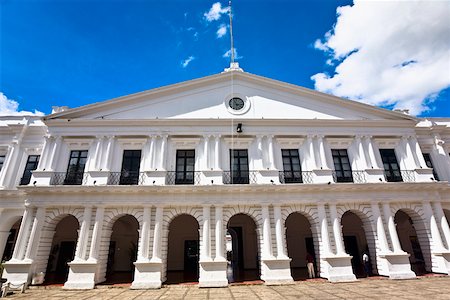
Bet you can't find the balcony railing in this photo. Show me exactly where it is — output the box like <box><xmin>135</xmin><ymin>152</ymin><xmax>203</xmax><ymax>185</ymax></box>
<box><xmin>332</xmin><ymin>171</ymin><xmax>353</xmax><ymax>183</ymax></box>
<box><xmin>166</xmin><ymin>171</ymin><xmax>201</xmax><ymax>185</ymax></box>
<box><xmin>400</xmin><ymin>170</ymin><xmax>415</xmax><ymax>182</ymax></box>
<box><xmin>332</xmin><ymin>170</ymin><xmax>368</xmax><ymax>183</ymax></box>
<box><xmin>383</xmin><ymin>170</ymin><xmax>416</xmax><ymax>182</ymax></box>
<box><xmin>50</xmin><ymin>171</ymin><xmax>87</xmax><ymax>185</ymax></box>
<box><xmin>108</xmin><ymin>171</ymin><xmax>145</xmax><ymax>185</ymax></box>
<box><xmin>279</xmin><ymin>171</ymin><xmax>313</xmax><ymax>184</ymax></box>
<box><xmin>223</xmin><ymin>171</ymin><xmax>257</xmax><ymax>184</ymax></box>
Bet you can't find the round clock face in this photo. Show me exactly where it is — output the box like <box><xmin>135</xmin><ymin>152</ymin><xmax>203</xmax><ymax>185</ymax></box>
<box><xmin>229</xmin><ymin>97</ymin><xmax>245</xmax><ymax>111</ymax></box>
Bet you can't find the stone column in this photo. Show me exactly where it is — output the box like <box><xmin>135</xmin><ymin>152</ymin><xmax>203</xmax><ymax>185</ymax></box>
<box><xmin>273</xmin><ymin>205</ymin><xmax>288</xmax><ymax>259</ymax></box>
<box><xmin>267</xmin><ymin>135</ymin><xmax>275</xmax><ymax>170</ymax></box>
<box><xmin>317</xmin><ymin>203</ymin><xmax>331</xmax><ymax>255</ymax></box>
<box><xmin>88</xmin><ymin>207</ymin><xmax>104</xmax><ymax>261</ymax></box>
<box><xmin>24</xmin><ymin>207</ymin><xmax>46</xmax><ymax>260</ymax></box>
<box><xmin>201</xmin><ymin>206</ymin><xmax>211</xmax><ymax>261</ymax></box>
<box><xmin>0</xmin><ymin>142</ymin><xmax>19</xmax><ymax>187</ymax></box>
<box><xmin>137</xmin><ymin>207</ymin><xmax>151</xmax><ymax>261</ymax></box>
<box><xmin>303</xmin><ymin>135</ymin><xmax>316</xmax><ymax>170</ymax></box>
<box><xmin>382</xmin><ymin>203</ymin><xmax>403</xmax><ymax>253</ymax></box>
<box><xmin>146</xmin><ymin>136</ymin><xmax>156</xmax><ymax>170</ymax></box>
<box><xmin>214</xmin><ymin>206</ymin><xmax>225</xmax><ymax>260</ymax></box>
<box><xmin>92</xmin><ymin>136</ymin><xmax>104</xmax><ymax>171</ymax></box>
<box><xmin>433</xmin><ymin>202</ymin><xmax>450</xmax><ymax>250</ymax></box>
<box><xmin>12</xmin><ymin>206</ymin><xmax>34</xmax><ymax>260</ymax></box>
<box><xmin>317</xmin><ymin>135</ymin><xmax>330</xmax><ymax>169</ymax></box>
<box><xmin>364</xmin><ymin>136</ymin><xmax>383</xmax><ymax>169</ymax></box>
<box><xmin>423</xmin><ymin>202</ymin><xmax>446</xmax><ymax>251</ymax></box>
<box><xmin>203</xmin><ymin>135</ymin><xmax>210</xmax><ymax>170</ymax></box>
<box><xmin>214</xmin><ymin>135</ymin><xmax>221</xmax><ymax>170</ymax></box>
<box><xmin>74</xmin><ymin>206</ymin><xmax>92</xmax><ymax>260</ymax></box>
<box><xmin>102</xmin><ymin>136</ymin><xmax>115</xmax><ymax>171</ymax></box>
<box><xmin>37</xmin><ymin>136</ymin><xmax>52</xmax><ymax>171</ymax></box>
<box><xmin>354</xmin><ymin>136</ymin><xmax>368</xmax><ymax>170</ymax></box>
<box><xmin>261</xmin><ymin>205</ymin><xmax>273</xmax><ymax>259</ymax></box>
<box><xmin>151</xmin><ymin>206</ymin><xmax>163</xmax><ymax>262</ymax></box>
<box><xmin>159</xmin><ymin>135</ymin><xmax>168</xmax><ymax>170</ymax></box>
<box><xmin>256</xmin><ymin>135</ymin><xmax>264</xmax><ymax>170</ymax></box>
<box><xmin>371</xmin><ymin>203</ymin><xmax>390</xmax><ymax>252</ymax></box>
<box><xmin>329</xmin><ymin>204</ymin><xmax>346</xmax><ymax>255</ymax></box>
<box><xmin>49</xmin><ymin>136</ymin><xmax>62</xmax><ymax>171</ymax></box>
<box><xmin>409</xmin><ymin>136</ymin><xmax>427</xmax><ymax>169</ymax></box>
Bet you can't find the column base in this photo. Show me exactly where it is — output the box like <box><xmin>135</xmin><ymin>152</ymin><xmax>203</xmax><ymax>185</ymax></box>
<box><xmin>261</xmin><ymin>257</ymin><xmax>294</xmax><ymax>285</ymax></box>
<box><xmin>431</xmin><ymin>251</ymin><xmax>450</xmax><ymax>275</ymax></box>
<box><xmin>323</xmin><ymin>254</ymin><xmax>357</xmax><ymax>282</ymax></box>
<box><xmin>198</xmin><ymin>260</ymin><xmax>228</xmax><ymax>288</ymax></box>
<box><xmin>380</xmin><ymin>252</ymin><xmax>416</xmax><ymax>279</ymax></box>
<box><xmin>63</xmin><ymin>260</ymin><xmax>97</xmax><ymax>289</ymax></box>
<box><xmin>131</xmin><ymin>260</ymin><xmax>163</xmax><ymax>289</ymax></box>
<box><xmin>2</xmin><ymin>259</ymin><xmax>33</xmax><ymax>287</ymax></box>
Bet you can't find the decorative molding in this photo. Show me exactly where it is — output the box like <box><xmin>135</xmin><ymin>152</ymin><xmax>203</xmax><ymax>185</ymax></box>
<box><xmin>276</xmin><ymin>137</ymin><xmax>305</xmax><ymax>148</ymax></box>
<box><xmin>223</xmin><ymin>137</ymin><xmax>254</xmax><ymax>148</ymax></box>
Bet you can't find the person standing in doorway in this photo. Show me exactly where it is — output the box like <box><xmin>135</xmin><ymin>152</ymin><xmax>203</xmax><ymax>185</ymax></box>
<box><xmin>306</xmin><ymin>252</ymin><xmax>315</xmax><ymax>279</ymax></box>
<box><xmin>362</xmin><ymin>251</ymin><xmax>371</xmax><ymax>277</ymax></box>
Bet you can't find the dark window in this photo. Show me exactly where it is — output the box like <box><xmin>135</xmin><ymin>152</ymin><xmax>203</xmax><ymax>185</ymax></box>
<box><xmin>20</xmin><ymin>155</ymin><xmax>40</xmax><ymax>185</ymax></box>
<box><xmin>65</xmin><ymin>150</ymin><xmax>88</xmax><ymax>185</ymax></box>
<box><xmin>175</xmin><ymin>150</ymin><xmax>195</xmax><ymax>184</ymax></box>
<box><xmin>332</xmin><ymin>149</ymin><xmax>353</xmax><ymax>182</ymax></box>
<box><xmin>423</xmin><ymin>153</ymin><xmax>439</xmax><ymax>181</ymax></box>
<box><xmin>120</xmin><ymin>150</ymin><xmax>142</xmax><ymax>185</ymax></box>
<box><xmin>380</xmin><ymin>149</ymin><xmax>402</xmax><ymax>182</ymax></box>
<box><xmin>230</xmin><ymin>149</ymin><xmax>249</xmax><ymax>184</ymax></box>
<box><xmin>281</xmin><ymin>149</ymin><xmax>302</xmax><ymax>183</ymax></box>
<box><xmin>0</xmin><ymin>155</ymin><xmax>5</xmax><ymax>172</ymax></box>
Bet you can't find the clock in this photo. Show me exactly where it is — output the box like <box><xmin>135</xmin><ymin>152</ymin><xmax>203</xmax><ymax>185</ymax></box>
<box><xmin>229</xmin><ymin>97</ymin><xmax>245</xmax><ymax>111</ymax></box>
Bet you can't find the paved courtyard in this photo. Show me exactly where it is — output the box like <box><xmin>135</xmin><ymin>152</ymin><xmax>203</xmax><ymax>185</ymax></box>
<box><xmin>4</xmin><ymin>276</ymin><xmax>450</xmax><ymax>299</ymax></box>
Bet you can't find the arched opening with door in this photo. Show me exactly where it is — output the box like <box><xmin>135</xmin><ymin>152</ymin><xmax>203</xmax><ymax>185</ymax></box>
<box><xmin>341</xmin><ymin>211</ymin><xmax>375</xmax><ymax>278</ymax></box>
<box><xmin>166</xmin><ymin>214</ymin><xmax>200</xmax><ymax>284</ymax></box>
<box><xmin>105</xmin><ymin>215</ymin><xmax>139</xmax><ymax>284</ymax></box>
<box><xmin>45</xmin><ymin>215</ymin><xmax>79</xmax><ymax>284</ymax></box>
<box><xmin>227</xmin><ymin>213</ymin><xmax>260</xmax><ymax>283</ymax></box>
<box><xmin>1</xmin><ymin>218</ymin><xmax>22</xmax><ymax>263</ymax></box>
<box><xmin>394</xmin><ymin>209</ymin><xmax>432</xmax><ymax>275</ymax></box>
<box><xmin>285</xmin><ymin>212</ymin><xmax>317</xmax><ymax>280</ymax></box>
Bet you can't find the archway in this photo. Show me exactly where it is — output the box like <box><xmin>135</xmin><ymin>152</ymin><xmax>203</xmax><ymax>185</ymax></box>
<box><xmin>166</xmin><ymin>214</ymin><xmax>200</xmax><ymax>284</ymax></box>
<box><xmin>341</xmin><ymin>211</ymin><xmax>372</xmax><ymax>278</ymax></box>
<box><xmin>1</xmin><ymin>218</ymin><xmax>21</xmax><ymax>263</ymax></box>
<box><xmin>45</xmin><ymin>215</ymin><xmax>79</xmax><ymax>284</ymax></box>
<box><xmin>227</xmin><ymin>213</ymin><xmax>260</xmax><ymax>283</ymax></box>
<box><xmin>285</xmin><ymin>212</ymin><xmax>316</xmax><ymax>280</ymax></box>
<box><xmin>394</xmin><ymin>210</ymin><xmax>431</xmax><ymax>275</ymax></box>
<box><xmin>105</xmin><ymin>215</ymin><xmax>139</xmax><ymax>284</ymax></box>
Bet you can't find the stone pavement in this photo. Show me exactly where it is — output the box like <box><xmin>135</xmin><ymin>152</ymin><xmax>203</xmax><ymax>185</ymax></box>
<box><xmin>4</xmin><ymin>276</ymin><xmax>450</xmax><ymax>299</ymax></box>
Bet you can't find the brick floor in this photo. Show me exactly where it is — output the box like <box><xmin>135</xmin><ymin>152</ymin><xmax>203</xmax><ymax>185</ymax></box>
<box><xmin>4</xmin><ymin>276</ymin><xmax>450</xmax><ymax>299</ymax></box>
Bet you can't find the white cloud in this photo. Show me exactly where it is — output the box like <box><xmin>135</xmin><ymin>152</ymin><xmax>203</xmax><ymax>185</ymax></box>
<box><xmin>217</xmin><ymin>24</ymin><xmax>227</xmax><ymax>38</ymax></box>
<box><xmin>0</xmin><ymin>92</ymin><xmax>44</xmax><ymax>116</ymax></box>
<box><xmin>311</xmin><ymin>0</ymin><xmax>450</xmax><ymax>116</ymax></box>
<box><xmin>181</xmin><ymin>56</ymin><xmax>195</xmax><ymax>68</ymax></box>
<box><xmin>223</xmin><ymin>48</ymin><xmax>242</xmax><ymax>60</ymax></box>
<box><xmin>204</xmin><ymin>2</ymin><xmax>229</xmax><ymax>22</ymax></box>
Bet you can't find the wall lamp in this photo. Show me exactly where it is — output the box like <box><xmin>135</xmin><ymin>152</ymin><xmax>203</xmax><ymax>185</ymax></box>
<box><xmin>236</xmin><ymin>123</ymin><xmax>243</xmax><ymax>133</ymax></box>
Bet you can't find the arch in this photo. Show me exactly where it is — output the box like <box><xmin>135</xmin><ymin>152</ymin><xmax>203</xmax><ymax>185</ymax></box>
<box><xmin>285</xmin><ymin>212</ymin><xmax>318</xmax><ymax>280</ymax></box>
<box><xmin>341</xmin><ymin>211</ymin><xmax>372</xmax><ymax>278</ymax></box>
<box><xmin>104</xmin><ymin>214</ymin><xmax>140</xmax><ymax>284</ymax></box>
<box><xmin>227</xmin><ymin>213</ymin><xmax>261</xmax><ymax>283</ymax></box>
<box><xmin>165</xmin><ymin>213</ymin><xmax>200</xmax><ymax>284</ymax></box>
<box><xmin>44</xmin><ymin>215</ymin><xmax>80</xmax><ymax>284</ymax></box>
<box><xmin>1</xmin><ymin>217</ymin><xmax>22</xmax><ymax>263</ymax></box>
<box><xmin>394</xmin><ymin>208</ymin><xmax>432</xmax><ymax>275</ymax></box>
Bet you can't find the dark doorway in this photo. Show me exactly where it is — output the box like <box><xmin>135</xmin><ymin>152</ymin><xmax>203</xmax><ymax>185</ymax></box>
<box><xmin>183</xmin><ymin>240</ymin><xmax>199</xmax><ymax>281</ymax></box>
<box><xmin>343</xmin><ymin>236</ymin><xmax>363</xmax><ymax>277</ymax></box>
<box><xmin>44</xmin><ymin>215</ymin><xmax>79</xmax><ymax>284</ymax></box>
<box><xmin>227</xmin><ymin>214</ymin><xmax>260</xmax><ymax>283</ymax></box>
<box><xmin>166</xmin><ymin>214</ymin><xmax>200</xmax><ymax>284</ymax></box>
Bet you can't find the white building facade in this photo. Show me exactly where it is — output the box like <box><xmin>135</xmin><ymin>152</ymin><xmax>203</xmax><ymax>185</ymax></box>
<box><xmin>1</xmin><ymin>65</ymin><xmax>450</xmax><ymax>289</ymax></box>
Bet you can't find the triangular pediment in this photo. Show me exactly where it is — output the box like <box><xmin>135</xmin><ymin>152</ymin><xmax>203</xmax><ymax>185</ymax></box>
<box><xmin>44</xmin><ymin>71</ymin><xmax>415</xmax><ymax>122</ymax></box>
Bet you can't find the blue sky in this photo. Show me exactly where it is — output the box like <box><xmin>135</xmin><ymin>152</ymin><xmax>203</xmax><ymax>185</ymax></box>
<box><xmin>1</xmin><ymin>0</ymin><xmax>449</xmax><ymax>117</ymax></box>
